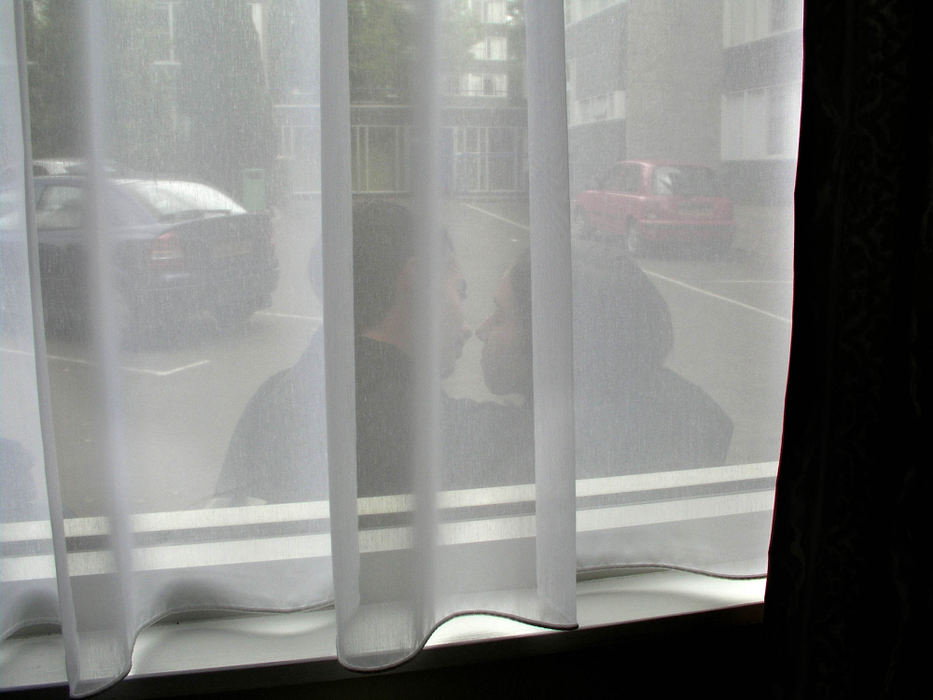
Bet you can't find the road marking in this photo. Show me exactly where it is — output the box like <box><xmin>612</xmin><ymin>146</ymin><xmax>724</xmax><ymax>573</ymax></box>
<box><xmin>644</xmin><ymin>271</ymin><xmax>792</xmax><ymax>324</ymax></box>
<box><xmin>256</xmin><ymin>311</ymin><xmax>322</xmax><ymax>322</ymax></box>
<box><xmin>0</xmin><ymin>347</ymin><xmax>209</xmax><ymax>377</ymax></box>
<box><xmin>461</xmin><ymin>205</ymin><xmax>791</xmax><ymax>319</ymax></box>
<box><xmin>136</xmin><ymin>360</ymin><xmax>210</xmax><ymax>377</ymax></box>
<box><xmin>462</xmin><ymin>203</ymin><xmax>530</xmax><ymax>233</ymax></box>
<box><xmin>708</xmin><ymin>280</ymin><xmax>792</xmax><ymax>284</ymax></box>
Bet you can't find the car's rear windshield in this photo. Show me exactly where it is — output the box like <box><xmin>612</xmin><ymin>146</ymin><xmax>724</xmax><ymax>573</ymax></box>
<box><xmin>652</xmin><ymin>166</ymin><xmax>720</xmax><ymax>197</ymax></box>
<box><xmin>119</xmin><ymin>180</ymin><xmax>245</xmax><ymax>220</ymax></box>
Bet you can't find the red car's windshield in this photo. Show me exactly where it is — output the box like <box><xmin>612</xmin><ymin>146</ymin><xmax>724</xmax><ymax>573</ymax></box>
<box><xmin>652</xmin><ymin>166</ymin><xmax>720</xmax><ymax>197</ymax></box>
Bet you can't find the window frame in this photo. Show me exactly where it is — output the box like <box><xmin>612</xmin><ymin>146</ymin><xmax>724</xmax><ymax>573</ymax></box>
<box><xmin>0</xmin><ymin>0</ymin><xmax>799</xmax><ymax>693</ymax></box>
<box><xmin>0</xmin><ymin>569</ymin><xmax>766</xmax><ymax>695</ymax></box>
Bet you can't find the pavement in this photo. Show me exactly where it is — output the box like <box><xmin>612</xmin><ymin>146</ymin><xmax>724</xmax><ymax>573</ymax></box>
<box><xmin>454</xmin><ymin>197</ymin><xmax>795</xmax><ymax>279</ymax></box>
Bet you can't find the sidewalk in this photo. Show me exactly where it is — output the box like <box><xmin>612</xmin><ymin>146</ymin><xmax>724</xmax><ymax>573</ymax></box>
<box><xmin>731</xmin><ymin>204</ymin><xmax>794</xmax><ymax>277</ymax></box>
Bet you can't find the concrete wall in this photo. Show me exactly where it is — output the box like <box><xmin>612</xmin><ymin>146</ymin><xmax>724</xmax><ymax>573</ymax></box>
<box><xmin>624</xmin><ymin>0</ymin><xmax>724</xmax><ymax>165</ymax></box>
<box><xmin>565</xmin><ymin>3</ymin><xmax>627</xmax><ymax>196</ymax></box>
<box><xmin>565</xmin><ymin>1</ymin><xmax>726</xmax><ymax>196</ymax></box>
<box><xmin>568</xmin><ymin>120</ymin><xmax>626</xmax><ymax>196</ymax></box>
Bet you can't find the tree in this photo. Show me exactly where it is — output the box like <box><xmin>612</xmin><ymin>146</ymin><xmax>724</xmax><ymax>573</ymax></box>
<box><xmin>348</xmin><ymin>0</ymin><xmax>412</xmax><ymax>103</ymax></box>
<box><xmin>505</xmin><ymin>0</ymin><xmax>525</xmax><ymax>106</ymax></box>
<box><xmin>346</xmin><ymin>0</ymin><xmax>482</xmax><ymax>104</ymax></box>
<box><xmin>24</xmin><ymin>0</ymin><xmax>84</xmax><ymax>158</ymax></box>
<box><xmin>175</xmin><ymin>1</ymin><xmax>277</xmax><ymax>199</ymax></box>
<box><xmin>267</xmin><ymin>0</ymin><xmax>320</xmax><ymax>103</ymax></box>
<box><xmin>104</xmin><ymin>1</ymin><xmax>181</xmax><ymax>174</ymax></box>
<box><xmin>24</xmin><ymin>1</ymin><xmax>193</xmax><ymax>176</ymax></box>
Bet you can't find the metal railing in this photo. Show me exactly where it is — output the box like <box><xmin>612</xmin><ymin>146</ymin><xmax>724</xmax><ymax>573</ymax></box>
<box><xmin>274</xmin><ymin>104</ymin><xmax>528</xmax><ymax>197</ymax></box>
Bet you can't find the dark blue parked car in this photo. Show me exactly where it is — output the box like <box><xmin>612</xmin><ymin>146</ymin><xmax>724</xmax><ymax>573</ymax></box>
<box><xmin>32</xmin><ymin>176</ymin><xmax>279</xmax><ymax>340</ymax></box>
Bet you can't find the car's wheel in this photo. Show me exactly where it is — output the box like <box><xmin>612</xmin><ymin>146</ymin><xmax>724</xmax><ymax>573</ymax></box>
<box><xmin>625</xmin><ymin>220</ymin><xmax>648</xmax><ymax>256</ymax></box>
<box><xmin>214</xmin><ymin>302</ymin><xmax>255</xmax><ymax>330</ymax></box>
<box><xmin>114</xmin><ymin>289</ymin><xmax>145</xmax><ymax>347</ymax></box>
<box><xmin>574</xmin><ymin>207</ymin><xmax>596</xmax><ymax>238</ymax></box>
<box><xmin>708</xmin><ymin>238</ymin><xmax>731</xmax><ymax>258</ymax></box>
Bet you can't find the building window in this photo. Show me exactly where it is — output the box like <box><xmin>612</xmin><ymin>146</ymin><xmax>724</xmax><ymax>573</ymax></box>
<box><xmin>488</xmin><ymin>36</ymin><xmax>507</xmax><ymax>60</ymax></box>
<box><xmin>568</xmin><ymin>90</ymin><xmax>624</xmax><ymax>127</ymax></box>
<box><xmin>153</xmin><ymin>1</ymin><xmax>179</xmax><ymax>65</ymax></box>
<box><xmin>470</xmin><ymin>36</ymin><xmax>507</xmax><ymax>61</ymax></box>
<box><xmin>483</xmin><ymin>0</ymin><xmax>507</xmax><ymax>24</ymax></box>
<box><xmin>725</xmin><ymin>0</ymin><xmax>803</xmax><ymax>46</ymax></box>
<box><xmin>770</xmin><ymin>0</ymin><xmax>804</xmax><ymax>33</ymax></box>
<box><xmin>722</xmin><ymin>83</ymin><xmax>801</xmax><ymax>159</ymax></box>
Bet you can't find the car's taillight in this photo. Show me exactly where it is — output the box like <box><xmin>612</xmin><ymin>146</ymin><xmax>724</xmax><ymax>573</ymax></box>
<box><xmin>150</xmin><ymin>231</ymin><xmax>183</xmax><ymax>269</ymax></box>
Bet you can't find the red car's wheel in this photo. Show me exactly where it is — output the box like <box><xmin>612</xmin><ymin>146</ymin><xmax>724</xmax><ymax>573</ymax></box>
<box><xmin>574</xmin><ymin>206</ymin><xmax>596</xmax><ymax>237</ymax></box>
<box><xmin>625</xmin><ymin>220</ymin><xmax>648</xmax><ymax>257</ymax></box>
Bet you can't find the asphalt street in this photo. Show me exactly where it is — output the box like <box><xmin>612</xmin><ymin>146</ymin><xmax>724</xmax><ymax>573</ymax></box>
<box><xmin>26</xmin><ymin>197</ymin><xmax>792</xmax><ymax>515</ymax></box>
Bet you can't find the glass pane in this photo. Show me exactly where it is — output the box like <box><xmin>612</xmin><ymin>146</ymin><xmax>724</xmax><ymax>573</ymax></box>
<box><xmin>365</xmin><ymin>126</ymin><xmax>399</xmax><ymax>192</ymax></box>
<box><xmin>340</xmin><ymin>1</ymin><xmax>558</xmax><ymax>665</ymax></box>
<box><xmin>21</xmin><ymin>6</ymin><xmax>331</xmax><ymax>661</ymax></box>
<box><xmin>23</xmin><ymin>0</ymin><xmax>320</xmax><ymax>516</ymax></box>
<box><xmin>487</xmin><ymin>127</ymin><xmax>516</xmax><ymax>190</ymax></box>
<box><xmin>1</xmin><ymin>0</ymin><xmax>60</xmax><ymax>644</ymax></box>
<box><xmin>567</xmin><ymin>0</ymin><xmax>799</xmax><ymax>575</ymax></box>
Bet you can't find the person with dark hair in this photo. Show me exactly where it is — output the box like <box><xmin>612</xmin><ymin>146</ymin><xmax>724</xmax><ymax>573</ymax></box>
<box><xmin>475</xmin><ymin>241</ymin><xmax>732</xmax><ymax>475</ymax></box>
<box><xmin>571</xmin><ymin>242</ymin><xmax>731</xmax><ymax>473</ymax></box>
<box><xmin>351</xmin><ymin>200</ymin><xmax>470</xmax><ymax>495</ymax></box>
<box><xmin>351</xmin><ymin>200</ymin><xmax>418</xmax><ymax>336</ymax></box>
<box><xmin>214</xmin><ymin>199</ymin><xmax>472</xmax><ymax>503</ymax></box>
<box><xmin>212</xmin><ymin>303</ymin><xmax>322</xmax><ymax>505</ymax></box>
<box><xmin>352</xmin><ymin>200</ymin><xmax>468</xmax><ymax>382</ymax></box>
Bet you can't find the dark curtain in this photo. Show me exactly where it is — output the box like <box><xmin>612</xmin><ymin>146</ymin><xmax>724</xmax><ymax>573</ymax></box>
<box><xmin>765</xmin><ymin>0</ymin><xmax>932</xmax><ymax>697</ymax></box>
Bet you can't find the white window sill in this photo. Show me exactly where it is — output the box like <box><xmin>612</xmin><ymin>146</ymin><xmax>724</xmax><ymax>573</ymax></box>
<box><xmin>0</xmin><ymin>570</ymin><xmax>765</xmax><ymax>693</ymax></box>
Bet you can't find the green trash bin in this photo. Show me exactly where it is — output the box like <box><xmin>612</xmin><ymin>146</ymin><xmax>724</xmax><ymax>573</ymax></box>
<box><xmin>241</xmin><ymin>168</ymin><xmax>266</xmax><ymax>212</ymax></box>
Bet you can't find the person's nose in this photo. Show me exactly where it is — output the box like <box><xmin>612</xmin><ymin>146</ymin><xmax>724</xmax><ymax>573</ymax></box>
<box><xmin>460</xmin><ymin>323</ymin><xmax>472</xmax><ymax>345</ymax></box>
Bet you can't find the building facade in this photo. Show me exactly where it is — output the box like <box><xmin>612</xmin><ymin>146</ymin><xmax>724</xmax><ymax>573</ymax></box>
<box><xmin>720</xmin><ymin>0</ymin><xmax>803</xmax><ymax>203</ymax></box>
<box><xmin>145</xmin><ymin>1</ymin><xmax>801</xmax><ymax>202</ymax></box>
<box><xmin>272</xmin><ymin>0</ymin><xmax>529</xmax><ymax>197</ymax></box>
<box><xmin>564</xmin><ymin>0</ymin><xmax>802</xmax><ymax>204</ymax></box>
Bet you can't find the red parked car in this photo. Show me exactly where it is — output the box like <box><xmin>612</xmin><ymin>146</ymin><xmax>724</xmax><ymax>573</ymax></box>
<box><xmin>574</xmin><ymin>160</ymin><xmax>734</xmax><ymax>256</ymax></box>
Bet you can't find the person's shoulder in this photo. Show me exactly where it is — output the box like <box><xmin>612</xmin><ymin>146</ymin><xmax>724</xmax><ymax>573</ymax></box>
<box><xmin>355</xmin><ymin>336</ymin><xmax>412</xmax><ymax>397</ymax></box>
<box><xmin>444</xmin><ymin>395</ymin><xmax>529</xmax><ymax>427</ymax></box>
<box><xmin>442</xmin><ymin>396</ymin><xmax>534</xmax><ymax>489</ymax></box>
<box><xmin>653</xmin><ymin>368</ymin><xmax>729</xmax><ymax>418</ymax></box>
<box><xmin>215</xmin><ymin>334</ymin><xmax>327</xmax><ymax>504</ymax></box>
<box><xmin>651</xmin><ymin>367</ymin><xmax>734</xmax><ymax>454</ymax></box>
<box><xmin>244</xmin><ymin>344</ymin><xmax>321</xmax><ymax>416</ymax></box>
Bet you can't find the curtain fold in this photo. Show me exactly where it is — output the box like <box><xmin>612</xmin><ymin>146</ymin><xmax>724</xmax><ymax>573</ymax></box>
<box><xmin>328</xmin><ymin>1</ymin><xmax>578</xmax><ymax>670</ymax></box>
<box><xmin>1</xmin><ymin>0</ymin><xmax>60</xmax><ymax>645</ymax></box>
<box><xmin>525</xmin><ymin>0</ymin><xmax>577</xmax><ymax>623</ymax></box>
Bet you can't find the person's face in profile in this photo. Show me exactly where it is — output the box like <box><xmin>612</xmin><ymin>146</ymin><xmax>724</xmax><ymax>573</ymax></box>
<box><xmin>440</xmin><ymin>260</ymin><xmax>470</xmax><ymax>378</ymax></box>
<box><xmin>476</xmin><ymin>270</ymin><xmax>531</xmax><ymax>396</ymax></box>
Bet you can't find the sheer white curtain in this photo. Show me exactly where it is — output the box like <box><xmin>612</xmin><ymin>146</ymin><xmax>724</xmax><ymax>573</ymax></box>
<box><xmin>1</xmin><ymin>0</ymin><xmax>60</xmax><ymax>644</ymax></box>
<box><xmin>1</xmin><ymin>0</ymin><xmax>796</xmax><ymax>696</ymax></box>
<box><xmin>321</xmin><ymin>0</ymin><xmax>576</xmax><ymax>670</ymax></box>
